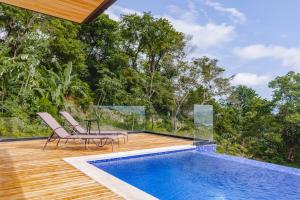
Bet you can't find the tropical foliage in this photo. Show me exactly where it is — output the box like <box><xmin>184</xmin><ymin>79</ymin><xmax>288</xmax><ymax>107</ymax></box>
<box><xmin>0</xmin><ymin>4</ymin><xmax>299</xmax><ymax>168</ymax></box>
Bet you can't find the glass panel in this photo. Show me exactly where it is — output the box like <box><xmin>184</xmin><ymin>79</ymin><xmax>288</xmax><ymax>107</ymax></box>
<box><xmin>144</xmin><ymin>106</ymin><xmax>195</xmax><ymax>138</ymax></box>
<box><xmin>63</xmin><ymin>104</ymin><xmax>94</xmax><ymax>131</ymax></box>
<box><xmin>194</xmin><ymin>105</ymin><xmax>213</xmax><ymax>142</ymax></box>
<box><xmin>0</xmin><ymin>104</ymin><xmax>213</xmax><ymax>140</ymax></box>
<box><xmin>94</xmin><ymin>106</ymin><xmax>146</xmax><ymax>131</ymax></box>
<box><xmin>0</xmin><ymin>116</ymin><xmax>49</xmax><ymax>139</ymax></box>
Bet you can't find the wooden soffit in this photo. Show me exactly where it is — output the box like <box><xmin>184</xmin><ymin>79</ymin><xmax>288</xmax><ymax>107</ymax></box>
<box><xmin>0</xmin><ymin>0</ymin><xmax>116</xmax><ymax>23</ymax></box>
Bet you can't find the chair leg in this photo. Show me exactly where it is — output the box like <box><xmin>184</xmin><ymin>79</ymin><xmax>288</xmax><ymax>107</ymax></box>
<box><xmin>43</xmin><ymin>133</ymin><xmax>55</xmax><ymax>150</ymax></box>
<box><xmin>56</xmin><ymin>139</ymin><xmax>61</xmax><ymax>148</ymax></box>
<box><xmin>65</xmin><ymin>139</ymin><xmax>68</xmax><ymax>144</ymax></box>
<box><xmin>43</xmin><ymin>139</ymin><xmax>50</xmax><ymax>150</ymax></box>
<box><xmin>92</xmin><ymin>139</ymin><xmax>100</xmax><ymax>148</ymax></box>
<box><xmin>85</xmin><ymin>139</ymin><xmax>88</xmax><ymax>150</ymax></box>
<box><xmin>111</xmin><ymin>139</ymin><xmax>114</xmax><ymax>152</ymax></box>
<box><xmin>117</xmin><ymin>137</ymin><xmax>120</xmax><ymax>148</ymax></box>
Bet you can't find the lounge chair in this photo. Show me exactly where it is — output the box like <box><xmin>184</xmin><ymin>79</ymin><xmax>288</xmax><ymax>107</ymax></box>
<box><xmin>59</xmin><ymin>111</ymin><xmax>128</xmax><ymax>143</ymax></box>
<box><xmin>37</xmin><ymin>112</ymin><xmax>118</xmax><ymax>151</ymax></box>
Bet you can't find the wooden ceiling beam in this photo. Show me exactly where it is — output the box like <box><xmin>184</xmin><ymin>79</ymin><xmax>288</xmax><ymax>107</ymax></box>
<box><xmin>0</xmin><ymin>0</ymin><xmax>116</xmax><ymax>23</ymax></box>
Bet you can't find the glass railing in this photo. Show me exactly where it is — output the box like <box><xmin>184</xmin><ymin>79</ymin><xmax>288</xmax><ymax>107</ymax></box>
<box><xmin>94</xmin><ymin>106</ymin><xmax>146</xmax><ymax>131</ymax></box>
<box><xmin>0</xmin><ymin>104</ymin><xmax>213</xmax><ymax>143</ymax></box>
<box><xmin>145</xmin><ymin>108</ymin><xmax>195</xmax><ymax>138</ymax></box>
<box><xmin>0</xmin><ymin>116</ymin><xmax>50</xmax><ymax>139</ymax></box>
<box><xmin>144</xmin><ymin>105</ymin><xmax>214</xmax><ymax>143</ymax></box>
<box><xmin>193</xmin><ymin>105</ymin><xmax>213</xmax><ymax>142</ymax></box>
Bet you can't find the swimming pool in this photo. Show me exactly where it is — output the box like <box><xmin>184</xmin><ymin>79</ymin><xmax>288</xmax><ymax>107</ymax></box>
<box><xmin>65</xmin><ymin>145</ymin><xmax>300</xmax><ymax>200</ymax></box>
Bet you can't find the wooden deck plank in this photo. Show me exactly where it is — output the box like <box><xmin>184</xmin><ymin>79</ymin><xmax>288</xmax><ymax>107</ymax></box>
<box><xmin>0</xmin><ymin>133</ymin><xmax>191</xmax><ymax>199</ymax></box>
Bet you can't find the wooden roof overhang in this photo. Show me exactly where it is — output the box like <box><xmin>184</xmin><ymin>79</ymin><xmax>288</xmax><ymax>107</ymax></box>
<box><xmin>0</xmin><ymin>0</ymin><xmax>116</xmax><ymax>23</ymax></box>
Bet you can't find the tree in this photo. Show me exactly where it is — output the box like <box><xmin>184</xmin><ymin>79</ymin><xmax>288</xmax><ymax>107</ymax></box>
<box><xmin>119</xmin><ymin>13</ymin><xmax>185</xmax><ymax>127</ymax></box>
<box><xmin>172</xmin><ymin>57</ymin><xmax>232</xmax><ymax>132</ymax></box>
<box><xmin>79</xmin><ymin>14</ymin><xmax>127</xmax><ymax>93</ymax></box>
<box><xmin>0</xmin><ymin>4</ymin><xmax>90</xmax><ymax>117</ymax></box>
<box><xmin>191</xmin><ymin>57</ymin><xmax>233</xmax><ymax>103</ymax></box>
<box><xmin>43</xmin><ymin>19</ymin><xmax>86</xmax><ymax>73</ymax></box>
<box><xmin>269</xmin><ymin>71</ymin><xmax>300</xmax><ymax>162</ymax></box>
<box><xmin>172</xmin><ymin>61</ymin><xmax>198</xmax><ymax>131</ymax></box>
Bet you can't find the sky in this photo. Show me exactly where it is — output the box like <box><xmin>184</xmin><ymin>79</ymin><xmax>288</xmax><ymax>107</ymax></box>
<box><xmin>105</xmin><ymin>0</ymin><xmax>300</xmax><ymax>99</ymax></box>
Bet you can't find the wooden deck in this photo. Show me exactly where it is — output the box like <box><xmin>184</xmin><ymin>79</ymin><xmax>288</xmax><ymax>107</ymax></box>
<box><xmin>0</xmin><ymin>133</ymin><xmax>191</xmax><ymax>200</ymax></box>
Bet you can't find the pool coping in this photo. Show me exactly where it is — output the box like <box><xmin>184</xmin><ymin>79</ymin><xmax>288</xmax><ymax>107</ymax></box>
<box><xmin>64</xmin><ymin>145</ymin><xmax>195</xmax><ymax>200</ymax></box>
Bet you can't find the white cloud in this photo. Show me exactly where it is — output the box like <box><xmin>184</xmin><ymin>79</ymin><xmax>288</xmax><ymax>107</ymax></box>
<box><xmin>232</xmin><ymin>73</ymin><xmax>271</xmax><ymax>87</ymax></box>
<box><xmin>233</xmin><ymin>44</ymin><xmax>300</xmax><ymax>70</ymax></box>
<box><xmin>164</xmin><ymin>1</ymin><xmax>235</xmax><ymax>51</ymax></box>
<box><xmin>166</xmin><ymin>2</ymin><xmax>235</xmax><ymax>54</ymax></box>
<box><xmin>167</xmin><ymin>1</ymin><xmax>199</xmax><ymax>22</ymax></box>
<box><xmin>167</xmin><ymin>17</ymin><xmax>235</xmax><ymax>50</ymax></box>
<box><xmin>205</xmin><ymin>0</ymin><xmax>246</xmax><ymax>24</ymax></box>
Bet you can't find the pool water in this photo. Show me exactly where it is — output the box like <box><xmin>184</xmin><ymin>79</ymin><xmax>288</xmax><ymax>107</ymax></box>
<box><xmin>90</xmin><ymin>150</ymin><xmax>300</xmax><ymax>200</ymax></box>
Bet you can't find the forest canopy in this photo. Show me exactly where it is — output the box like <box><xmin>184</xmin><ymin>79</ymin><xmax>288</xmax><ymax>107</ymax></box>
<box><xmin>0</xmin><ymin>4</ymin><xmax>300</xmax><ymax>168</ymax></box>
